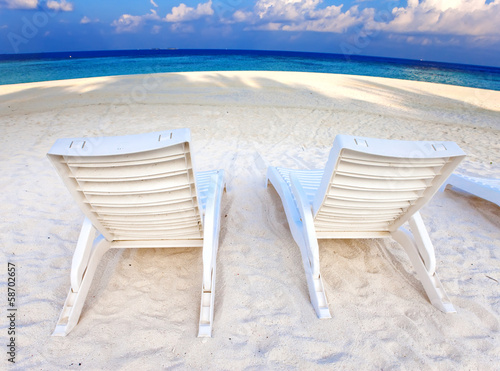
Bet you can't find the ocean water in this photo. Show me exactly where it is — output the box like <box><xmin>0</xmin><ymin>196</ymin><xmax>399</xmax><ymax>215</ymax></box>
<box><xmin>1</xmin><ymin>49</ymin><xmax>500</xmax><ymax>91</ymax></box>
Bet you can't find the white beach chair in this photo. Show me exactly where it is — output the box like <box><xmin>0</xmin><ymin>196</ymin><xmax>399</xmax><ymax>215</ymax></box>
<box><xmin>267</xmin><ymin>135</ymin><xmax>465</xmax><ymax>318</ymax></box>
<box><xmin>440</xmin><ymin>173</ymin><xmax>500</xmax><ymax>207</ymax></box>
<box><xmin>48</xmin><ymin>129</ymin><xmax>225</xmax><ymax>337</ymax></box>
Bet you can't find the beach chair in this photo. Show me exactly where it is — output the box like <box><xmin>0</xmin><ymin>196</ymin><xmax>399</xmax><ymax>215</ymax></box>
<box><xmin>440</xmin><ymin>173</ymin><xmax>500</xmax><ymax>207</ymax></box>
<box><xmin>47</xmin><ymin>129</ymin><xmax>225</xmax><ymax>337</ymax></box>
<box><xmin>267</xmin><ymin>135</ymin><xmax>465</xmax><ymax>318</ymax></box>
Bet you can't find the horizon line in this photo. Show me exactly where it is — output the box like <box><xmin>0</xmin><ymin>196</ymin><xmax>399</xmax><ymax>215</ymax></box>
<box><xmin>1</xmin><ymin>48</ymin><xmax>500</xmax><ymax>70</ymax></box>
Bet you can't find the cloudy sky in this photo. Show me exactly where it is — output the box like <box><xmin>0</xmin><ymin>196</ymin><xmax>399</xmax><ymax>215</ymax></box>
<box><xmin>1</xmin><ymin>0</ymin><xmax>499</xmax><ymax>66</ymax></box>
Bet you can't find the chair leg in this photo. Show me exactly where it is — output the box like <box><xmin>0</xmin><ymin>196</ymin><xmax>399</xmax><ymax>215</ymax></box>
<box><xmin>71</xmin><ymin>217</ymin><xmax>96</xmax><ymax>292</ymax></box>
<box><xmin>391</xmin><ymin>212</ymin><xmax>456</xmax><ymax>313</ymax></box>
<box><xmin>267</xmin><ymin>169</ymin><xmax>331</xmax><ymax>319</ymax></box>
<box><xmin>289</xmin><ymin>174</ymin><xmax>331</xmax><ymax>319</ymax></box>
<box><xmin>52</xmin><ymin>230</ymin><xmax>111</xmax><ymax>336</ymax></box>
<box><xmin>198</xmin><ymin>171</ymin><xmax>225</xmax><ymax>337</ymax></box>
<box><xmin>297</xmin><ymin>234</ymin><xmax>332</xmax><ymax>319</ymax></box>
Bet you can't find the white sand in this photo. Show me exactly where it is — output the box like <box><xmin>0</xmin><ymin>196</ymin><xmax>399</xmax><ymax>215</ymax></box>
<box><xmin>1</xmin><ymin>71</ymin><xmax>499</xmax><ymax>369</ymax></box>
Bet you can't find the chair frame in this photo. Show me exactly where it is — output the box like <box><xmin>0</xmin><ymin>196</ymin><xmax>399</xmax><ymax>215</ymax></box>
<box><xmin>267</xmin><ymin>135</ymin><xmax>465</xmax><ymax>318</ymax></box>
<box><xmin>48</xmin><ymin>129</ymin><xmax>225</xmax><ymax>337</ymax></box>
<box><xmin>441</xmin><ymin>173</ymin><xmax>500</xmax><ymax>207</ymax></box>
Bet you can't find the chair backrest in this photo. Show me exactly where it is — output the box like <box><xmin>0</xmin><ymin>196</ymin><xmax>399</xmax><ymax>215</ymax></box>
<box><xmin>312</xmin><ymin>135</ymin><xmax>466</xmax><ymax>234</ymax></box>
<box><xmin>47</xmin><ymin>129</ymin><xmax>203</xmax><ymax>242</ymax></box>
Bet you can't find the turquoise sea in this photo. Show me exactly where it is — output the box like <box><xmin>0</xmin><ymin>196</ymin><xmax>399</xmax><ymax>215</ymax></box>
<box><xmin>1</xmin><ymin>49</ymin><xmax>500</xmax><ymax>90</ymax></box>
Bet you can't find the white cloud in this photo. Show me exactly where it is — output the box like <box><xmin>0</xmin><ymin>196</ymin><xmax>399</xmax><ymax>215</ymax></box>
<box><xmin>233</xmin><ymin>10</ymin><xmax>252</xmax><ymax>22</ymax></box>
<box><xmin>80</xmin><ymin>16</ymin><xmax>99</xmax><ymax>24</ymax></box>
<box><xmin>380</xmin><ymin>0</ymin><xmax>500</xmax><ymax>36</ymax></box>
<box><xmin>111</xmin><ymin>10</ymin><xmax>160</xmax><ymax>33</ymax></box>
<box><xmin>46</xmin><ymin>0</ymin><xmax>73</xmax><ymax>11</ymax></box>
<box><xmin>0</xmin><ymin>0</ymin><xmax>37</xmax><ymax>9</ymax></box>
<box><xmin>112</xmin><ymin>14</ymin><xmax>144</xmax><ymax>32</ymax></box>
<box><xmin>110</xmin><ymin>0</ymin><xmax>500</xmax><ymax>40</ymax></box>
<box><xmin>231</xmin><ymin>0</ymin><xmax>500</xmax><ymax>39</ymax></box>
<box><xmin>254</xmin><ymin>0</ymin><xmax>311</xmax><ymax>21</ymax></box>
<box><xmin>251</xmin><ymin>22</ymin><xmax>283</xmax><ymax>31</ymax></box>
<box><xmin>112</xmin><ymin>1</ymin><xmax>215</xmax><ymax>33</ymax></box>
<box><xmin>165</xmin><ymin>0</ymin><xmax>214</xmax><ymax>22</ymax></box>
<box><xmin>286</xmin><ymin>5</ymin><xmax>374</xmax><ymax>33</ymax></box>
<box><xmin>236</xmin><ymin>0</ymin><xmax>369</xmax><ymax>33</ymax></box>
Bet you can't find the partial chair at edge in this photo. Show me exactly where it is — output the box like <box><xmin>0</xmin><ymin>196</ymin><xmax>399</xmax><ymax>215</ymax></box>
<box><xmin>267</xmin><ymin>135</ymin><xmax>466</xmax><ymax>318</ymax></box>
<box><xmin>440</xmin><ymin>173</ymin><xmax>500</xmax><ymax>207</ymax></box>
<box><xmin>48</xmin><ymin>128</ymin><xmax>225</xmax><ymax>337</ymax></box>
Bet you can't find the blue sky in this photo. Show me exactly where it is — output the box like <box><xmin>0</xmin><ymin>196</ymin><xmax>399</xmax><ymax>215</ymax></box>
<box><xmin>1</xmin><ymin>0</ymin><xmax>499</xmax><ymax>66</ymax></box>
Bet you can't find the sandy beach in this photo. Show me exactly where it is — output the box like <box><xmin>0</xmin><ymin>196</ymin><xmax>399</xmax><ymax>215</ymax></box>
<box><xmin>1</xmin><ymin>71</ymin><xmax>499</xmax><ymax>369</ymax></box>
